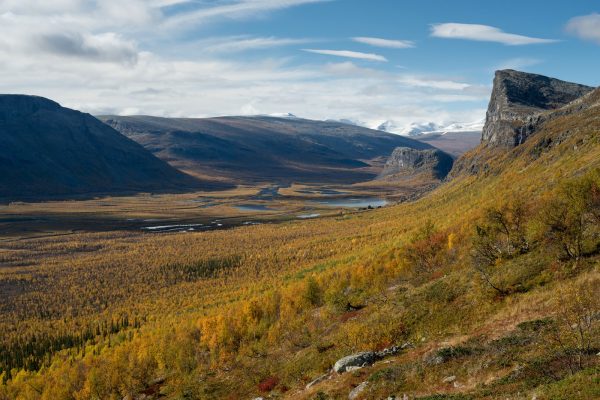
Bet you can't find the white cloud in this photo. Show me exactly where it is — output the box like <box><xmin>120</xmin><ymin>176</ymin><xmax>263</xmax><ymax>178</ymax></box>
<box><xmin>162</xmin><ymin>0</ymin><xmax>329</xmax><ymax>29</ymax></box>
<box><xmin>566</xmin><ymin>13</ymin><xmax>600</xmax><ymax>44</ymax></box>
<box><xmin>195</xmin><ymin>36</ymin><xmax>311</xmax><ymax>53</ymax></box>
<box><xmin>431</xmin><ymin>23</ymin><xmax>558</xmax><ymax>45</ymax></box>
<box><xmin>397</xmin><ymin>76</ymin><xmax>472</xmax><ymax>90</ymax></box>
<box><xmin>303</xmin><ymin>49</ymin><xmax>388</xmax><ymax>62</ymax></box>
<box><xmin>352</xmin><ymin>37</ymin><xmax>415</xmax><ymax>49</ymax></box>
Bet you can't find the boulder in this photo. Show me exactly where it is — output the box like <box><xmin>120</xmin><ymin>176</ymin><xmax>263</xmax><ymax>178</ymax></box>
<box><xmin>334</xmin><ymin>343</ymin><xmax>413</xmax><ymax>374</ymax></box>
<box><xmin>333</xmin><ymin>352</ymin><xmax>377</xmax><ymax>373</ymax></box>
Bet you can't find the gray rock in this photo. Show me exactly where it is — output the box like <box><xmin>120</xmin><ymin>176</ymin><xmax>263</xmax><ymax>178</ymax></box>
<box><xmin>375</xmin><ymin>343</ymin><xmax>413</xmax><ymax>358</ymax></box>
<box><xmin>482</xmin><ymin>69</ymin><xmax>593</xmax><ymax>148</ymax></box>
<box><xmin>379</xmin><ymin>147</ymin><xmax>454</xmax><ymax>180</ymax></box>
<box><xmin>348</xmin><ymin>382</ymin><xmax>368</xmax><ymax>400</ymax></box>
<box><xmin>442</xmin><ymin>375</ymin><xmax>456</xmax><ymax>383</ymax></box>
<box><xmin>333</xmin><ymin>352</ymin><xmax>378</xmax><ymax>373</ymax></box>
<box><xmin>334</xmin><ymin>343</ymin><xmax>412</xmax><ymax>374</ymax></box>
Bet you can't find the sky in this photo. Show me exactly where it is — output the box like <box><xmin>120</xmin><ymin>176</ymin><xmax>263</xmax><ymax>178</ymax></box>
<box><xmin>1</xmin><ymin>0</ymin><xmax>599</xmax><ymax>133</ymax></box>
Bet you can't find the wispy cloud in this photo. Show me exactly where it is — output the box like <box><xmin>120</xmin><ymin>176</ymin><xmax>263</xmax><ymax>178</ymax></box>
<box><xmin>162</xmin><ymin>0</ymin><xmax>329</xmax><ymax>29</ymax></box>
<box><xmin>352</xmin><ymin>37</ymin><xmax>415</xmax><ymax>49</ymax></box>
<box><xmin>566</xmin><ymin>13</ymin><xmax>600</xmax><ymax>44</ymax></box>
<box><xmin>431</xmin><ymin>23</ymin><xmax>558</xmax><ymax>45</ymax></box>
<box><xmin>398</xmin><ymin>76</ymin><xmax>472</xmax><ymax>91</ymax></box>
<box><xmin>196</xmin><ymin>36</ymin><xmax>312</xmax><ymax>53</ymax></box>
<box><xmin>303</xmin><ymin>49</ymin><xmax>387</xmax><ymax>62</ymax></box>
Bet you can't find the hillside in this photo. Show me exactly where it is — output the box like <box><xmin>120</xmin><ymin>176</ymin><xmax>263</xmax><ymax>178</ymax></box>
<box><xmin>0</xmin><ymin>72</ymin><xmax>599</xmax><ymax>400</ymax></box>
<box><xmin>98</xmin><ymin>115</ymin><xmax>437</xmax><ymax>184</ymax></box>
<box><xmin>0</xmin><ymin>95</ymin><xmax>212</xmax><ymax>200</ymax></box>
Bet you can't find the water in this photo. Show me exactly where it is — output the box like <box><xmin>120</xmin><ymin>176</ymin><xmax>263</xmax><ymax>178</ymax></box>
<box><xmin>296</xmin><ymin>189</ymin><xmax>348</xmax><ymax>196</ymax></box>
<box><xmin>297</xmin><ymin>213</ymin><xmax>320</xmax><ymax>219</ymax></box>
<box><xmin>314</xmin><ymin>197</ymin><xmax>388</xmax><ymax>208</ymax></box>
<box><xmin>142</xmin><ymin>223</ymin><xmax>206</xmax><ymax>232</ymax></box>
<box><xmin>254</xmin><ymin>186</ymin><xmax>280</xmax><ymax>199</ymax></box>
<box><xmin>235</xmin><ymin>204</ymin><xmax>272</xmax><ymax>212</ymax></box>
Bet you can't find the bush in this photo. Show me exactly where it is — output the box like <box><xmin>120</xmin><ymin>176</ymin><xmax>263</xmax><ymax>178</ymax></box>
<box><xmin>471</xmin><ymin>201</ymin><xmax>531</xmax><ymax>294</ymax></box>
<box><xmin>546</xmin><ymin>280</ymin><xmax>600</xmax><ymax>373</ymax></box>
<box><xmin>539</xmin><ymin>170</ymin><xmax>600</xmax><ymax>261</ymax></box>
<box><xmin>258</xmin><ymin>376</ymin><xmax>279</xmax><ymax>393</ymax></box>
<box><xmin>436</xmin><ymin>345</ymin><xmax>474</xmax><ymax>361</ymax></box>
<box><xmin>402</xmin><ymin>221</ymin><xmax>454</xmax><ymax>275</ymax></box>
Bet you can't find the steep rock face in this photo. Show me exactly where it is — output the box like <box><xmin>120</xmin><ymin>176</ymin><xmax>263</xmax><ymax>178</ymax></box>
<box><xmin>379</xmin><ymin>147</ymin><xmax>454</xmax><ymax>180</ymax></box>
<box><xmin>0</xmin><ymin>95</ymin><xmax>206</xmax><ymax>200</ymax></box>
<box><xmin>482</xmin><ymin>70</ymin><xmax>593</xmax><ymax>147</ymax></box>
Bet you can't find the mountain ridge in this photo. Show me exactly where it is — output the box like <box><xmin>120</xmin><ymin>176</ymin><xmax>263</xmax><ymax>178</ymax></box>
<box><xmin>450</xmin><ymin>70</ymin><xmax>597</xmax><ymax>177</ymax></box>
<box><xmin>481</xmin><ymin>69</ymin><xmax>593</xmax><ymax>147</ymax></box>
<box><xmin>99</xmin><ymin>115</ymin><xmax>438</xmax><ymax>185</ymax></box>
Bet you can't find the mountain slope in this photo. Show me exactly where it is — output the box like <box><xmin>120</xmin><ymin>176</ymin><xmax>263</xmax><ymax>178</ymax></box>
<box><xmin>99</xmin><ymin>115</ymin><xmax>436</xmax><ymax>184</ymax></box>
<box><xmin>0</xmin><ymin>95</ymin><xmax>212</xmax><ymax>200</ymax></box>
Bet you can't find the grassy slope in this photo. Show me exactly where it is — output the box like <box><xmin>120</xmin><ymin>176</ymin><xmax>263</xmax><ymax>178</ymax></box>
<box><xmin>1</xmin><ymin>92</ymin><xmax>599</xmax><ymax>399</ymax></box>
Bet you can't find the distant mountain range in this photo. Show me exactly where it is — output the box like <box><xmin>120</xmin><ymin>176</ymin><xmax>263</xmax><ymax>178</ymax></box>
<box><xmin>99</xmin><ymin>115</ymin><xmax>438</xmax><ymax>185</ymax></box>
<box><xmin>374</xmin><ymin>119</ymin><xmax>483</xmax><ymax>157</ymax></box>
<box><xmin>377</xmin><ymin>119</ymin><xmax>485</xmax><ymax>136</ymax></box>
<box><xmin>0</xmin><ymin>95</ymin><xmax>210</xmax><ymax>200</ymax></box>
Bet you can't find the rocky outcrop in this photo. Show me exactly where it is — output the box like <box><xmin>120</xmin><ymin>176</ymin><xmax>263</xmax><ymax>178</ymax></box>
<box><xmin>448</xmin><ymin>71</ymin><xmax>596</xmax><ymax>178</ymax></box>
<box><xmin>333</xmin><ymin>352</ymin><xmax>377</xmax><ymax>373</ymax></box>
<box><xmin>333</xmin><ymin>344</ymin><xmax>412</xmax><ymax>374</ymax></box>
<box><xmin>482</xmin><ymin>69</ymin><xmax>593</xmax><ymax>147</ymax></box>
<box><xmin>379</xmin><ymin>147</ymin><xmax>454</xmax><ymax>180</ymax></box>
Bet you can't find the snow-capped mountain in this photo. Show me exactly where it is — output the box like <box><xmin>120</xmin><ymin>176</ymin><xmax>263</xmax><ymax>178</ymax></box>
<box><xmin>377</xmin><ymin>119</ymin><xmax>484</xmax><ymax>136</ymax></box>
<box><xmin>265</xmin><ymin>112</ymin><xmax>300</xmax><ymax>119</ymax></box>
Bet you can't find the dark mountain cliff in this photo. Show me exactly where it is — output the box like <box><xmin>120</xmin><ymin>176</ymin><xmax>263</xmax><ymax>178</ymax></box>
<box><xmin>482</xmin><ymin>69</ymin><xmax>593</xmax><ymax>147</ymax></box>
<box><xmin>450</xmin><ymin>71</ymin><xmax>596</xmax><ymax>177</ymax></box>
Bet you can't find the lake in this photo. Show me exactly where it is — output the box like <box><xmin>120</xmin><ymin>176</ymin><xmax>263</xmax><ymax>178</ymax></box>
<box><xmin>313</xmin><ymin>197</ymin><xmax>388</xmax><ymax>208</ymax></box>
